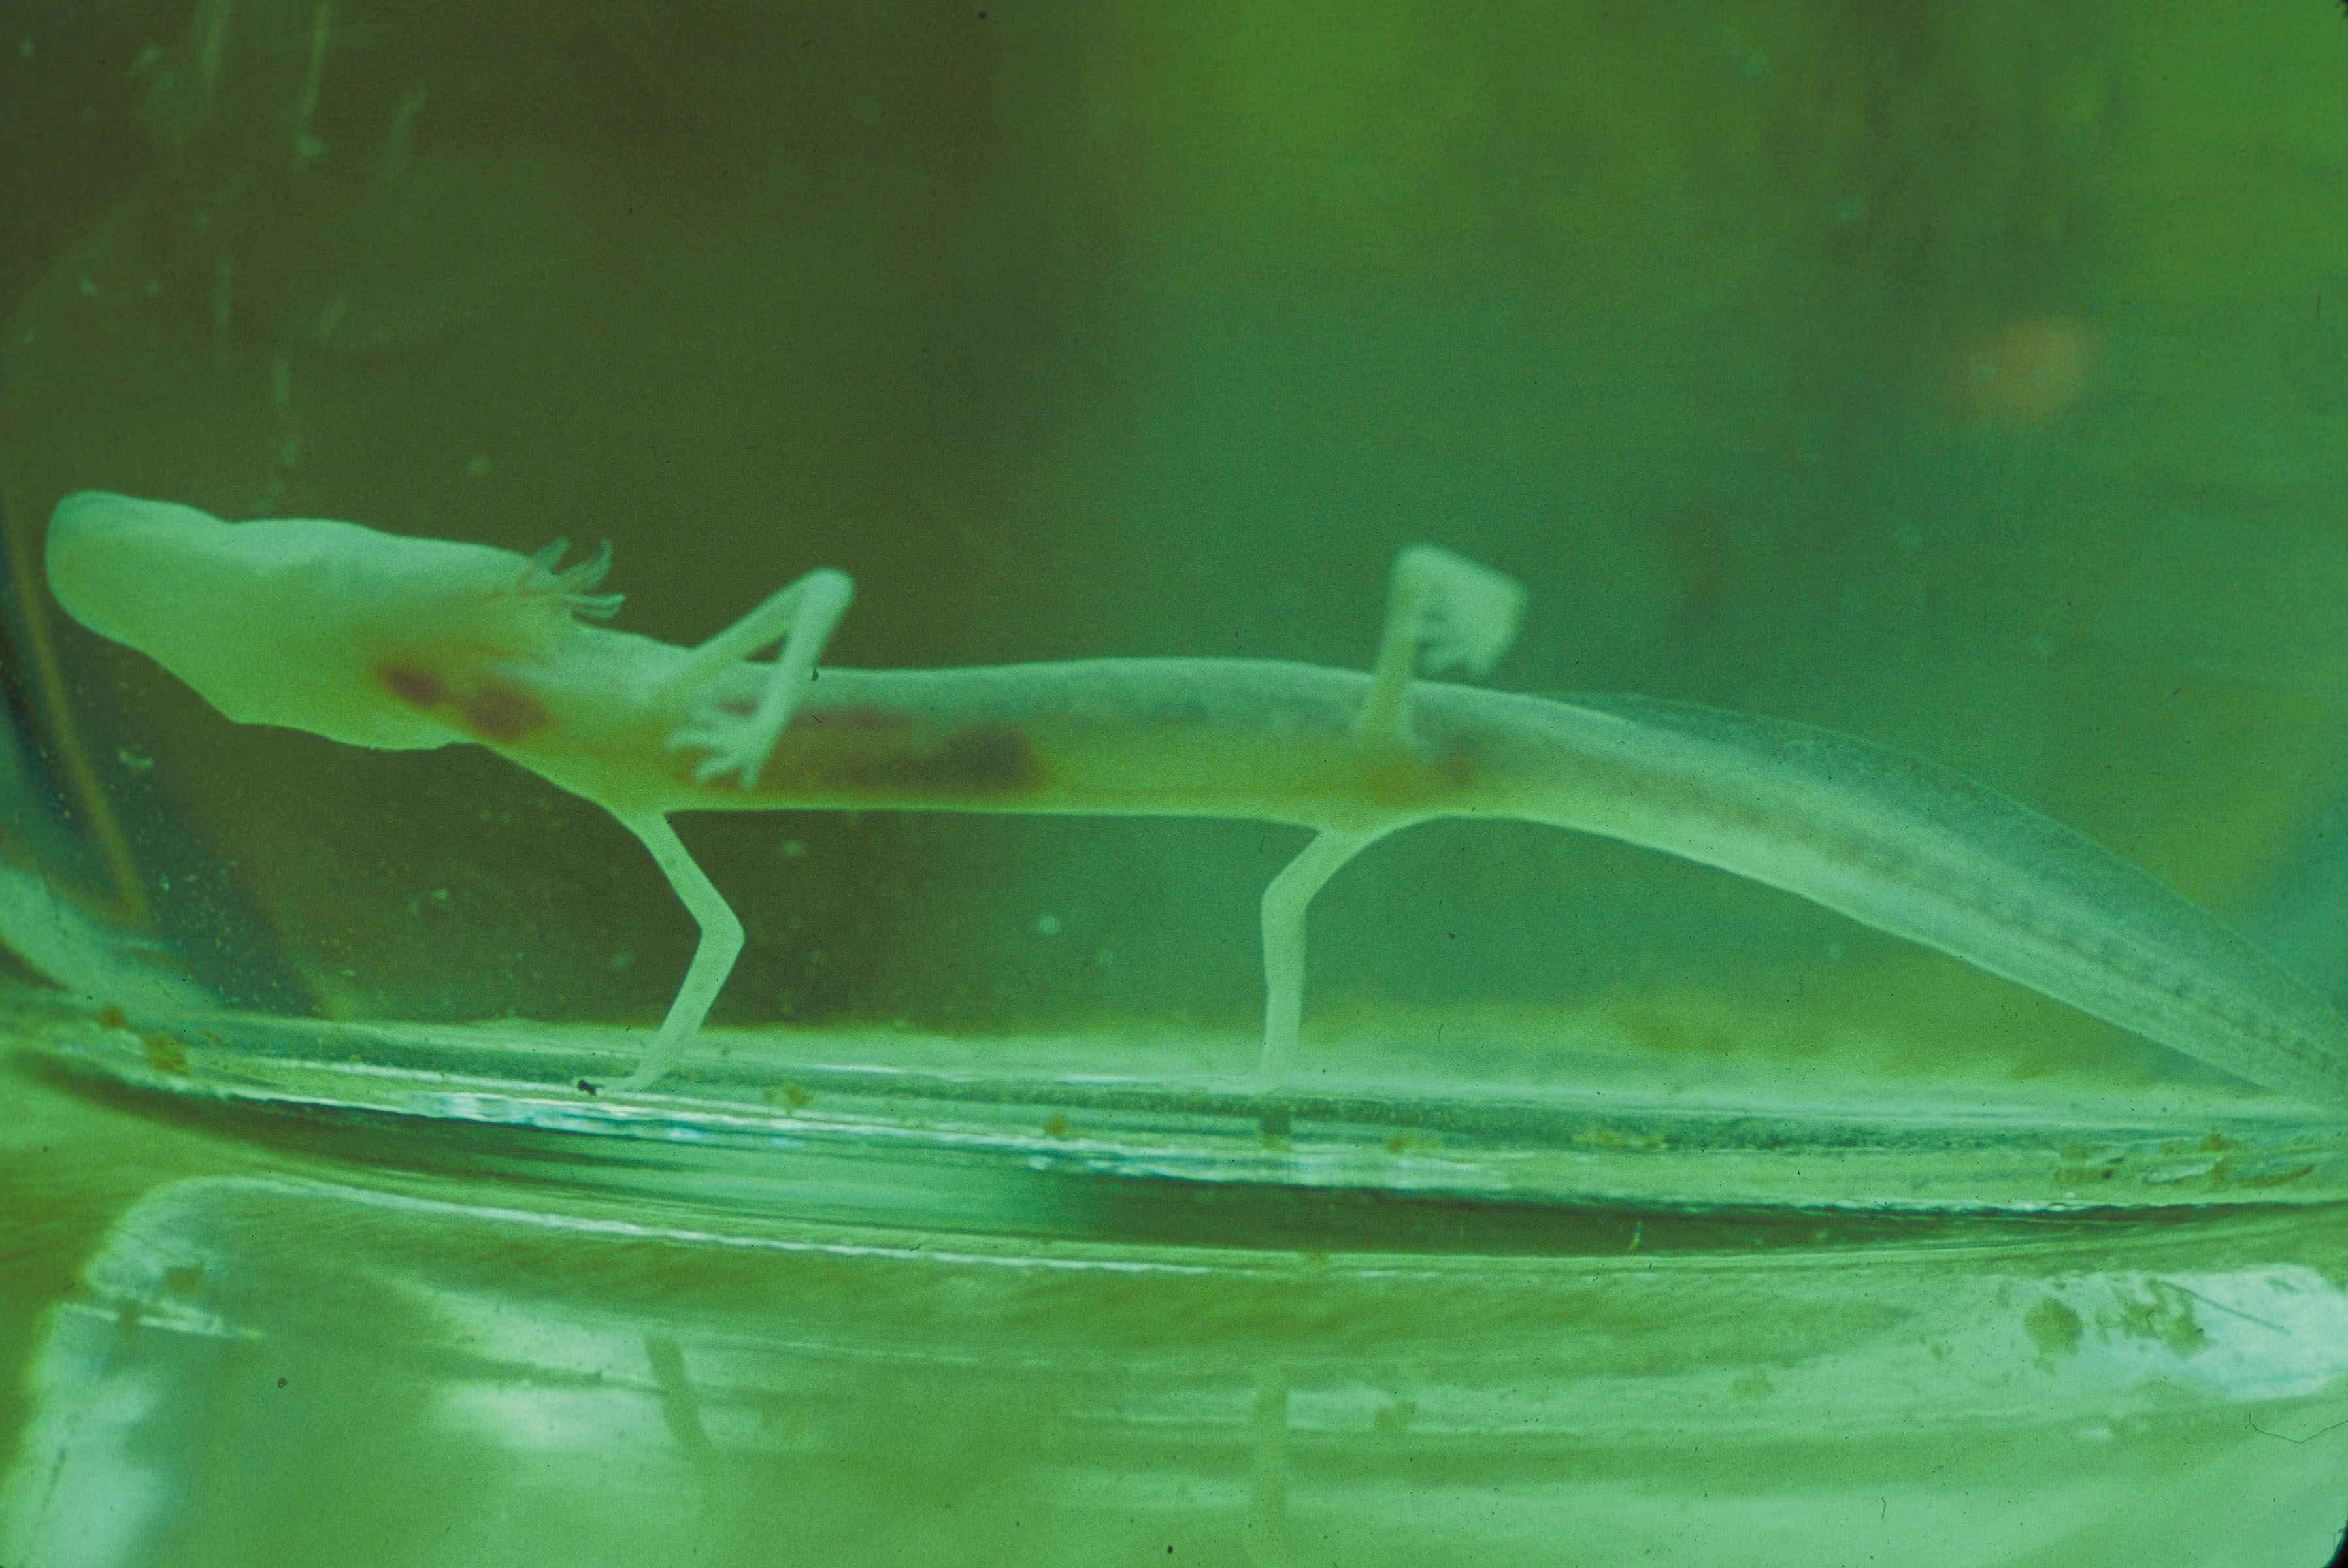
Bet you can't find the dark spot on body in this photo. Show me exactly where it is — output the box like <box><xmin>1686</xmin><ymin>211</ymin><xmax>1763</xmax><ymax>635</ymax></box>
<box><xmin>1359</xmin><ymin>740</ymin><xmax>1482</xmax><ymax>813</ymax></box>
<box><xmin>791</xmin><ymin>703</ymin><xmax>914</xmax><ymax>734</ymax></box>
<box><xmin>95</xmin><ymin>1004</ymin><xmax>129</xmax><ymax>1030</ymax></box>
<box><xmin>379</xmin><ymin>663</ymin><xmax>446</xmax><ymax>708</ymax></box>
<box><xmin>921</xmin><ymin>723</ymin><xmax>1036</xmax><ymax>791</ymax></box>
<box><xmin>463</xmin><ymin>682</ymin><xmax>548</xmax><ymax>742</ymax></box>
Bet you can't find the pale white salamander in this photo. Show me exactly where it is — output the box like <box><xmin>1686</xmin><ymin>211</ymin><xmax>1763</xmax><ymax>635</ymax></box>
<box><xmin>45</xmin><ymin>491</ymin><xmax>2348</xmax><ymax>1104</ymax></box>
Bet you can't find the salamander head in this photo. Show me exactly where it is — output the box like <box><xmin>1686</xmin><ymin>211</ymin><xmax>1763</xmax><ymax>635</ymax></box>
<box><xmin>46</xmin><ymin>491</ymin><xmax>584</xmax><ymax>750</ymax></box>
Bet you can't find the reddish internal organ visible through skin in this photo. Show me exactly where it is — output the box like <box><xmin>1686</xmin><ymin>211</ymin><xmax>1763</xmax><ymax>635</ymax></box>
<box><xmin>765</xmin><ymin>704</ymin><xmax>1038</xmax><ymax>801</ymax></box>
<box><xmin>378</xmin><ymin>663</ymin><xmax>444</xmax><ymax>708</ymax></box>
<box><xmin>376</xmin><ymin>659</ymin><xmax>548</xmax><ymax>743</ymax></box>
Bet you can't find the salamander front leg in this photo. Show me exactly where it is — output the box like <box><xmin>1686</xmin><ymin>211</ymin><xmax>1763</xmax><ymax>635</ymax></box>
<box><xmin>663</xmin><ymin>566</ymin><xmax>855</xmax><ymax>789</ymax></box>
<box><xmin>614</xmin><ymin>811</ymin><xmax>745</xmax><ymax>1090</ymax></box>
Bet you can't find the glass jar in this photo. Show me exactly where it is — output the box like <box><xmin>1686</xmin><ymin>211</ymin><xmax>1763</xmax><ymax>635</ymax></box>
<box><xmin>5</xmin><ymin>6</ymin><xmax>2347</xmax><ymax>1565</ymax></box>
<box><xmin>7</xmin><ymin>998</ymin><xmax>2348</xmax><ymax>1565</ymax></box>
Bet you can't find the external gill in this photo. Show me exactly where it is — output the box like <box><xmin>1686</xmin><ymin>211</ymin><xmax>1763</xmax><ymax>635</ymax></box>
<box><xmin>522</xmin><ymin>537</ymin><xmax>625</xmax><ymax>621</ymax></box>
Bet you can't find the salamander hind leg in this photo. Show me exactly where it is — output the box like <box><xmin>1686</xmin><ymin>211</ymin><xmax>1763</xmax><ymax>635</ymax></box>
<box><xmin>1252</xmin><ymin>547</ymin><xmax>1522</xmax><ymax>1099</ymax></box>
<box><xmin>1357</xmin><ymin>545</ymin><xmax>1525</xmax><ymax>742</ymax></box>
<box><xmin>1256</xmin><ymin>827</ymin><xmax>1388</xmax><ymax>1091</ymax></box>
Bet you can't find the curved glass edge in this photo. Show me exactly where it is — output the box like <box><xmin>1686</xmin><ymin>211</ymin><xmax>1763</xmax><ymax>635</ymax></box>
<box><xmin>13</xmin><ymin>986</ymin><xmax>2347</xmax><ymax>1232</ymax></box>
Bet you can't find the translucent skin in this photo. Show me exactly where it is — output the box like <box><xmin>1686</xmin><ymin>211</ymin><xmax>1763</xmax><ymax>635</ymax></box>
<box><xmin>47</xmin><ymin>491</ymin><xmax>2348</xmax><ymax>1107</ymax></box>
